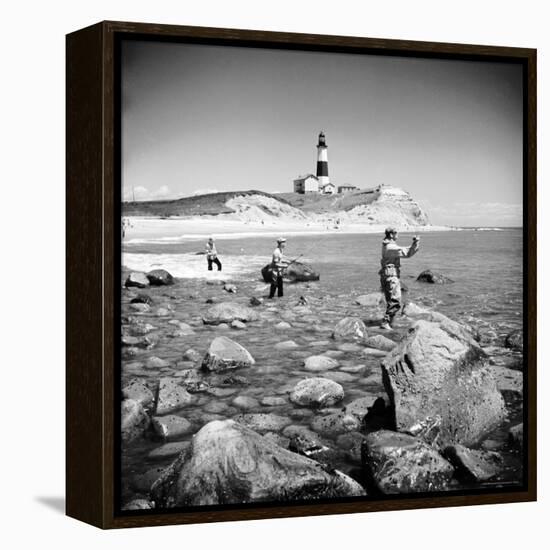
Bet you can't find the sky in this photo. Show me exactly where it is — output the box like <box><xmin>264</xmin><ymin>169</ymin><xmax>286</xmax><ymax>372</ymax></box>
<box><xmin>121</xmin><ymin>40</ymin><xmax>523</xmax><ymax>227</ymax></box>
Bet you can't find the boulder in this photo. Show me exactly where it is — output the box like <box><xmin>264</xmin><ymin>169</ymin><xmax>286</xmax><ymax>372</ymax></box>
<box><xmin>381</xmin><ymin>320</ymin><xmax>506</xmax><ymax>448</ymax></box>
<box><xmin>344</xmin><ymin>395</ymin><xmax>379</xmax><ymax>421</ymax></box>
<box><xmin>121</xmin><ymin>399</ymin><xmax>150</xmax><ymax>443</ymax></box>
<box><xmin>233</xmin><ymin>413</ymin><xmax>291</xmax><ymax>433</ymax></box>
<box><xmin>416</xmin><ymin>270</ymin><xmax>454</xmax><ymax>284</ymax></box>
<box><xmin>152</xmin><ymin>415</ymin><xmax>194</xmax><ymax>440</ymax></box>
<box><xmin>202</xmin><ymin>302</ymin><xmax>259</xmax><ymax>325</ymax></box>
<box><xmin>201</xmin><ymin>336</ymin><xmax>255</xmax><ymax>372</ymax></box>
<box><xmin>122</xmin><ymin>380</ymin><xmax>154</xmax><ymax>407</ymax></box>
<box><xmin>504</xmin><ymin>329</ymin><xmax>523</xmax><ymax>351</ymax></box>
<box><xmin>303</xmin><ymin>355</ymin><xmax>339</xmax><ymax>372</ymax></box>
<box><xmin>156</xmin><ymin>378</ymin><xmax>196</xmax><ymax>414</ymax></box>
<box><xmin>310</xmin><ymin>412</ymin><xmax>361</xmax><ymax>437</ymax></box>
<box><xmin>146</xmin><ymin>269</ymin><xmax>174</xmax><ymax>286</ymax></box>
<box><xmin>275</xmin><ymin>321</ymin><xmax>292</xmax><ymax>330</ymax></box>
<box><xmin>151</xmin><ymin>420</ymin><xmax>365</xmax><ymax>507</ymax></box>
<box><xmin>286</xmin><ymin>262</ymin><xmax>320</xmax><ymax>282</ymax></box>
<box><xmin>125</xmin><ymin>272</ymin><xmax>149</xmax><ymax>289</ymax></box>
<box><xmin>362</xmin><ymin>430</ymin><xmax>454</xmax><ymax>493</ymax></box>
<box><xmin>364</xmin><ymin>334</ymin><xmax>396</xmax><ymax>352</ymax></box>
<box><xmin>289</xmin><ymin>377</ymin><xmax>345</xmax><ymax>408</ymax></box>
<box><xmin>332</xmin><ymin>317</ymin><xmax>368</xmax><ymax>340</ymax></box>
<box><xmin>443</xmin><ymin>444</ymin><xmax>503</xmax><ymax>482</ymax></box>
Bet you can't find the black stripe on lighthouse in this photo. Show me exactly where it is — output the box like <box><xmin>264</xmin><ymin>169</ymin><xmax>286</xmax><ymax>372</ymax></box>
<box><xmin>316</xmin><ymin>161</ymin><xmax>329</xmax><ymax>177</ymax></box>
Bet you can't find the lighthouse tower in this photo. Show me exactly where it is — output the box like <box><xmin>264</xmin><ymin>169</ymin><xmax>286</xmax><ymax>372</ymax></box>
<box><xmin>316</xmin><ymin>131</ymin><xmax>330</xmax><ymax>188</ymax></box>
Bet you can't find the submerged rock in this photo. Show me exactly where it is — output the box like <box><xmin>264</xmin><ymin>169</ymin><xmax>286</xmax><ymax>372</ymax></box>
<box><xmin>504</xmin><ymin>329</ymin><xmax>523</xmax><ymax>352</ymax></box>
<box><xmin>202</xmin><ymin>302</ymin><xmax>259</xmax><ymax>325</ymax></box>
<box><xmin>148</xmin><ymin>441</ymin><xmax>190</xmax><ymax>460</ymax></box>
<box><xmin>362</xmin><ymin>430</ymin><xmax>454</xmax><ymax>494</ymax></box>
<box><xmin>310</xmin><ymin>411</ymin><xmax>361</xmax><ymax>437</ymax></box>
<box><xmin>443</xmin><ymin>444</ymin><xmax>503</xmax><ymax>482</ymax></box>
<box><xmin>303</xmin><ymin>355</ymin><xmax>339</xmax><ymax>372</ymax></box>
<box><xmin>354</xmin><ymin>293</ymin><xmax>384</xmax><ymax>307</ymax></box>
<box><xmin>201</xmin><ymin>336</ymin><xmax>255</xmax><ymax>372</ymax></box>
<box><xmin>233</xmin><ymin>413</ymin><xmax>291</xmax><ymax>433</ymax></box>
<box><xmin>332</xmin><ymin>317</ymin><xmax>368</xmax><ymax>340</ymax></box>
<box><xmin>416</xmin><ymin>270</ymin><xmax>454</xmax><ymax>284</ymax></box>
<box><xmin>151</xmin><ymin>420</ymin><xmax>365</xmax><ymax>507</ymax></box>
<box><xmin>274</xmin><ymin>340</ymin><xmax>299</xmax><ymax>350</ymax></box>
<box><xmin>381</xmin><ymin>320</ymin><xmax>506</xmax><ymax>448</ymax></box>
<box><xmin>289</xmin><ymin>377</ymin><xmax>345</xmax><ymax>408</ymax></box>
<box><xmin>156</xmin><ymin>378</ymin><xmax>196</xmax><ymax>414</ymax></box>
<box><xmin>146</xmin><ymin>269</ymin><xmax>174</xmax><ymax>286</ymax></box>
<box><xmin>125</xmin><ymin>272</ymin><xmax>149</xmax><ymax>289</ymax></box>
<box><xmin>121</xmin><ymin>399</ymin><xmax>150</xmax><ymax>443</ymax></box>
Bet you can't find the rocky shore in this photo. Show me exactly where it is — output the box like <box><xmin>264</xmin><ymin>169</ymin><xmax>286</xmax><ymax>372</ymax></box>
<box><xmin>120</xmin><ymin>265</ymin><xmax>524</xmax><ymax>511</ymax></box>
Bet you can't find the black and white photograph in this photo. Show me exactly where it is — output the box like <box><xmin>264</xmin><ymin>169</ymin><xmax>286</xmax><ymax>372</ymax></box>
<box><xmin>119</xmin><ymin>39</ymin><xmax>526</xmax><ymax>512</ymax></box>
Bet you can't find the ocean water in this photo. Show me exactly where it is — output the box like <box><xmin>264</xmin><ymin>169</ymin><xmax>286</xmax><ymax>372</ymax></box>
<box><xmin>120</xmin><ymin>228</ymin><xmax>524</xmax><ymax>505</ymax></box>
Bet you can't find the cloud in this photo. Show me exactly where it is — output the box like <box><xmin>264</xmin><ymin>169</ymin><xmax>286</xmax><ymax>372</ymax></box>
<box><xmin>123</xmin><ymin>185</ymin><xmax>172</xmax><ymax>202</ymax></box>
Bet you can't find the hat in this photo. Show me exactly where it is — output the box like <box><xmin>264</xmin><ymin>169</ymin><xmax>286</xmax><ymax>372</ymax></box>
<box><xmin>277</xmin><ymin>237</ymin><xmax>287</xmax><ymax>243</ymax></box>
<box><xmin>384</xmin><ymin>226</ymin><xmax>397</xmax><ymax>237</ymax></box>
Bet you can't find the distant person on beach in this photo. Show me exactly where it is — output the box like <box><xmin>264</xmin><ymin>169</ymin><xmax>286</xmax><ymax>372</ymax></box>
<box><xmin>206</xmin><ymin>237</ymin><xmax>222</xmax><ymax>271</ymax></box>
<box><xmin>269</xmin><ymin>237</ymin><xmax>289</xmax><ymax>299</ymax></box>
<box><xmin>379</xmin><ymin>227</ymin><xmax>419</xmax><ymax>330</ymax></box>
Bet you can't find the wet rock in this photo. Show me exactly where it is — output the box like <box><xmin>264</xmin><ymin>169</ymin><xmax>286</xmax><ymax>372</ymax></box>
<box><xmin>155</xmin><ymin>307</ymin><xmax>171</xmax><ymax>317</ymax></box>
<box><xmin>310</xmin><ymin>411</ymin><xmax>361</xmax><ymax>437</ymax></box>
<box><xmin>125</xmin><ymin>272</ymin><xmax>149</xmax><ymax>288</ymax></box>
<box><xmin>485</xmin><ymin>365</ymin><xmax>523</xmax><ymax>395</ymax></box>
<box><xmin>508</xmin><ymin>423</ymin><xmax>523</xmax><ymax>448</ymax></box>
<box><xmin>146</xmin><ymin>356</ymin><xmax>171</xmax><ymax>369</ymax></box>
<box><xmin>364</xmin><ymin>334</ymin><xmax>396</xmax><ymax>352</ymax></box>
<box><xmin>121</xmin><ymin>399</ymin><xmax>150</xmax><ymax>443</ymax></box>
<box><xmin>202</xmin><ymin>302</ymin><xmax>259</xmax><ymax>325</ymax></box>
<box><xmin>274</xmin><ymin>340</ymin><xmax>299</xmax><ymax>350</ymax></box>
<box><xmin>151</xmin><ymin>420</ymin><xmax>365</xmax><ymax>506</ymax></box>
<box><xmin>183</xmin><ymin>348</ymin><xmax>201</xmax><ymax>363</ymax></box>
<box><xmin>504</xmin><ymin>330</ymin><xmax>523</xmax><ymax>351</ymax></box>
<box><xmin>132</xmin><ymin>466</ymin><xmax>167</xmax><ymax>494</ymax></box>
<box><xmin>416</xmin><ymin>270</ymin><xmax>454</xmax><ymax>284</ymax></box>
<box><xmin>174</xmin><ymin>369</ymin><xmax>209</xmax><ymax>393</ymax></box>
<box><xmin>129</xmin><ymin>302</ymin><xmax>151</xmax><ymax>313</ymax></box>
<box><xmin>152</xmin><ymin>415</ymin><xmax>194</xmax><ymax>440</ymax></box>
<box><xmin>303</xmin><ymin>355</ymin><xmax>339</xmax><ymax>372</ymax></box>
<box><xmin>332</xmin><ymin>317</ymin><xmax>368</xmax><ymax>340</ymax></box>
<box><xmin>286</xmin><ymin>261</ymin><xmax>320</xmax><ymax>282</ymax></box>
<box><xmin>289</xmin><ymin>377</ymin><xmax>345</xmax><ymax>408</ymax></box>
<box><xmin>336</xmin><ymin>431</ymin><xmax>367</xmax><ymax>463</ymax></box>
<box><xmin>481</xmin><ymin>439</ymin><xmax>504</xmax><ymax>452</ymax></box>
<box><xmin>322</xmin><ymin>371</ymin><xmax>357</xmax><ymax>383</ymax></box>
<box><xmin>355</xmin><ymin>293</ymin><xmax>384</xmax><ymax>307</ymax></box>
<box><xmin>262</xmin><ymin>432</ymin><xmax>290</xmax><ymax>449</ymax></box>
<box><xmin>232</xmin><ymin>396</ymin><xmax>260</xmax><ymax>410</ymax></box>
<box><xmin>201</xmin><ymin>336</ymin><xmax>255</xmax><ymax>372</ymax></box>
<box><xmin>224</xmin><ymin>283</ymin><xmax>238</xmax><ymax>293</ymax></box>
<box><xmin>284</xmin><ymin>425</ymin><xmax>332</xmax><ymax>458</ymax></box>
<box><xmin>233</xmin><ymin>413</ymin><xmax>291</xmax><ymax>433</ymax></box>
<box><xmin>250</xmin><ymin>296</ymin><xmax>264</xmax><ymax>306</ymax></box>
<box><xmin>363</xmin><ymin>430</ymin><xmax>454</xmax><ymax>494</ymax></box>
<box><xmin>275</xmin><ymin>321</ymin><xmax>292</xmax><ymax>330</ymax></box>
<box><xmin>156</xmin><ymin>378</ymin><xmax>196</xmax><ymax>414</ymax></box>
<box><xmin>230</xmin><ymin>320</ymin><xmax>246</xmax><ymax>330</ymax></box>
<box><xmin>344</xmin><ymin>395</ymin><xmax>379</xmax><ymax>421</ymax></box>
<box><xmin>122</xmin><ymin>379</ymin><xmax>154</xmax><ymax>407</ymax></box>
<box><xmin>122</xmin><ymin>499</ymin><xmax>154</xmax><ymax>511</ymax></box>
<box><xmin>203</xmin><ymin>401</ymin><xmax>229</xmax><ymax>414</ymax></box>
<box><xmin>171</xmin><ymin>322</ymin><xmax>195</xmax><ymax>335</ymax></box>
<box><xmin>443</xmin><ymin>444</ymin><xmax>503</xmax><ymax>482</ymax></box>
<box><xmin>146</xmin><ymin>269</ymin><xmax>174</xmax><ymax>286</ymax></box>
<box><xmin>381</xmin><ymin>320</ymin><xmax>506</xmax><ymax>448</ymax></box>
<box><xmin>148</xmin><ymin>441</ymin><xmax>190</xmax><ymax>460</ymax></box>
<box><xmin>260</xmin><ymin>396</ymin><xmax>287</xmax><ymax>407</ymax></box>
<box><xmin>131</xmin><ymin>293</ymin><xmax>154</xmax><ymax>305</ymax></box>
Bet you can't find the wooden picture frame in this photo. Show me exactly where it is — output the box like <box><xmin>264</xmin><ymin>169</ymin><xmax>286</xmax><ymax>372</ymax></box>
<box><xmin>66</xmin><ymin>20</ymin><xmax>536</xmax><ymax>529</ymax></box>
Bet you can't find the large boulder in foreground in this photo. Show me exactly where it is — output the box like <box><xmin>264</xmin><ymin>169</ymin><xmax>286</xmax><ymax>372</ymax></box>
<box><xmin>202</xmin><ymin>302</ymin><xmax>259</xmax><ymax>326</ymax></box>
<box><xmin>201</xmin><ymin>336</ymin><xmax>255</xmax><ymax>372</ymax></box>
<box><xmin>416</xmin><ymin>270</ymin><xmax>454</xmax><ymax>284</ymax></box>
<box><xmin>261</xmin><ymin>262</ymin><xmax>320</xmax><ymax>283</ymax></box>
<box><xmin>151</xmin><ymin>420</ymin><xmax>365</xmax><ymax>507</ymax></box>
<box><xmin>146</xmin><ymin>269</ymin><xmax>174</xmax><ymax>286</ymax></box>
<box><xmin>381</xmin><ymin>320</ymin><xmax>506</xmax><ymax>448</ymax></box>
<box><xmin>289</xmin><ymin>377</ymin><xmax>344</xmax><ymax>408</ymax></box>
<box><xmin>362</xmin><ymin>430</ymin><xmax>454</xmax><ymax>494</ymax></box>
<box><xmin>332</xmin><ymin>317</ymin><xmax>368</xmax><ymax>340</ymax></box>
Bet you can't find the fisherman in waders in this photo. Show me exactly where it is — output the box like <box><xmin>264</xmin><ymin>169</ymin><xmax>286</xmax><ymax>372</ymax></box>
<box><xmin>205</xmin><ymin>237</ymin><xmax>222</xmax><ymax>271</ymax></box>
<box><xmin>379</xmin><ymin>227</ymin><xmax>419</xmax><ymax>330</ymax></box>
<box><xmin>269</xmin><ymin>237</ymin><xmax>289</xmax><ymax>299</ymax></box>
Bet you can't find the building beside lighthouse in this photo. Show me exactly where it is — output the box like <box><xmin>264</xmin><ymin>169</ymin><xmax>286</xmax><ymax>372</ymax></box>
<box><xmin>293</xmin><ymin>131</ymin><xmax>347</xmax><ymax>195</ymax></box>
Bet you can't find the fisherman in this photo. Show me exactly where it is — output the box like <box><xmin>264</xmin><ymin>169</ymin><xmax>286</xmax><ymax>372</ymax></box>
<box><xmin>379</xmin><ymin>227</ymin><xmax>419</xmax><ymax>330</ymax></box>
<box><xmin>205</xmin><ymin>237</ymin><xmax>222</xmax><ymax>271</ymax></box>
<box><xmin>269</xmin><ymin>237</ymin><xmax>290</xmax><ymax>299</ymax></box>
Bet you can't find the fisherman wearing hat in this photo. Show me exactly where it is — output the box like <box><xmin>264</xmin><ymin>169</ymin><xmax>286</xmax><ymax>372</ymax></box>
<box><xmin>269</xmin><ymin>237</ymin><xmax>289</xmax><ymax>299</ymax></box>
<box><xmin>205</xmin><ymin>237</ymin><xmax>222</xmax><ymax>271</ymax></box>
<box><xmin>379</xmin><ymin>227</ymin><xmax>419</xmax><ymax>330</ymax></box>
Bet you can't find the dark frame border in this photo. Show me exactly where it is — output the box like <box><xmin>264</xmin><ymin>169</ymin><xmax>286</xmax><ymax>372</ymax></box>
<box><xmin>66</xmin><ymin>20</ymin><xmax>537</xmax><ymax>529</ymax></box>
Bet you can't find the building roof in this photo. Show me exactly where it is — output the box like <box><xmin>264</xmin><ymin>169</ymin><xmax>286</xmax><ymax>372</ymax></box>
<box><xmin>294</xmin><ymin>174</ymin><xmax>318</xmax><ymax>182</ymax></box>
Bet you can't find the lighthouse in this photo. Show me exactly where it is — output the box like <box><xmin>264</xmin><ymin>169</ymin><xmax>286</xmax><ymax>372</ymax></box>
<box><xmin>316</xmin><ymin>131</ymin><xmax>330</xmax><ymax>189</ymax></box>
